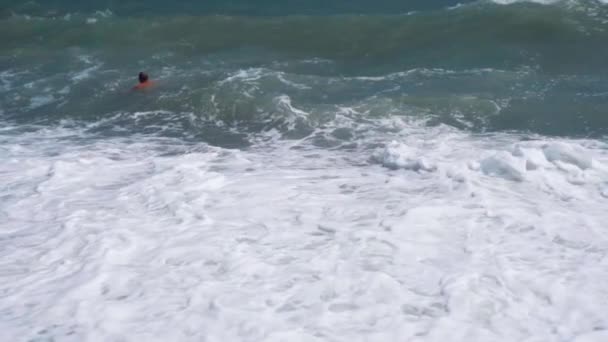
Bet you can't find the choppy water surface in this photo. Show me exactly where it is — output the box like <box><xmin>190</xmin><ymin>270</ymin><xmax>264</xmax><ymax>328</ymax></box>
<box><xmin>1</xmin><ymin>0</ymin><xmax>608</xmax><ymax>341</ymax></box>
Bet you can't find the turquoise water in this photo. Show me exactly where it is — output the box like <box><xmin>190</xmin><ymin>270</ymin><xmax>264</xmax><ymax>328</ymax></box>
<box><xmin>1</xmin><ymin>0</ymin><xmax>608</xmax><ymax>141</ymax></box>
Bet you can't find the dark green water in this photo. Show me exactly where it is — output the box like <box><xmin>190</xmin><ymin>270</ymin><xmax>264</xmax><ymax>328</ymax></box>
<box><xmin>1</xmin><ymin>0</ymin><xmax>475</xmax><ymax>16</ymax></box>
<box><xmin>1</xmin><ymin>0</ymin><xmax>608</xmax><ymax>145</ymax></box>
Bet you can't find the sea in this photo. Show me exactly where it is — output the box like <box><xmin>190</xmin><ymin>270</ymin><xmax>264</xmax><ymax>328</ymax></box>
<box><xmin>1</xmin><ymin>0</ymin><xmax>608</xmax><ymax>341</ymax></box>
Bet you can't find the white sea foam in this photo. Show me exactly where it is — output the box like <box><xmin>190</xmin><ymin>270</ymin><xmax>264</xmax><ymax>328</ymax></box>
<box><xmin>491</xmin><ymin>0</ymin><xmax>608</xmax><ymax>5</ymax></box>
<box><xmin>480</xmin><ymin>151</ymin><xmax>527</xmax><ymax>181</ymax></box>
<box><xmin>28</xmin><ymin>94</ymin><xmax>55</xmax><ymax>109</ymax></box>
<box><xmin>218</xmin><ymin>68</ymin><xmax>265</xmax><ymax>86</ymax></box>
<box><xmin>491</xmin><ymin>0</ymin><xmax>560</xmax><ymax>4</ymax></box>
<box><xmin>0</xmin><ymin>70</ymin><xmax>15</xmax><ymax>92</ymax></box>
<box><xmin>274</xmin><ymin>95</ymin><xmax>310</xmax><ymax>130</ymax></box>
<box><xmin>372</xmin><ymin>141</ymin><xmax>436</xmax><ymax>171</ymax></box>
<box><xmin>1</xmin><ymin>122</ymin><xmax>608</xmax><ymax>341</ymax></box>
<box><xmin>542</xmin><ymin>142</ymin><xmax>593</xmax><ymax>170</ymax></box>
<box><xmin>70</xmin><ymin>55</ymin><xmax>102</xmax><ymax>82</ymax></box>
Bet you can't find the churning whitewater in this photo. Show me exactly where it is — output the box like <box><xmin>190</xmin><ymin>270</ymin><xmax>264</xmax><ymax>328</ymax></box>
<box><xmin>1</xmin><ymin>0</ymin><xmax>608</xmax><ymax>341</ymax></box>
<box><xmin>2</xmin><ymin>120</ymin><xmax>608</xmax><ymax>342</ymax></box>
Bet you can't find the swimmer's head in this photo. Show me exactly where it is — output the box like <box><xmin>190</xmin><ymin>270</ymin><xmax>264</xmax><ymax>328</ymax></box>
<box><xmin>138</xmin><ymin>72</ymin><xmax>149</xmax><ymax>83</ymax></box>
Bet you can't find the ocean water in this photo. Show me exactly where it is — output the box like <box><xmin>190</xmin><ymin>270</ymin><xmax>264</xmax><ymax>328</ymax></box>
<box><xmin>1</xmin><ymin>0</ymin><xmax>608</xmax><ymax>341</ymax></box>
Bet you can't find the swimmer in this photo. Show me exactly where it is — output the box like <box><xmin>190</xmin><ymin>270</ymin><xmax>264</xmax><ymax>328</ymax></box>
<box><xmin>133</xmin><ymin>72</ymin><xmax>155</xmax><ymax>90</ymax></box>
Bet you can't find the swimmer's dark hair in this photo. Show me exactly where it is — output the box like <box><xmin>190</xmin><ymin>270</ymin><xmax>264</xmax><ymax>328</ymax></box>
<box><xmin>138</xmin><ymin>72</ymin><xmax>149</xmax><ymax>83</ymax></box>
